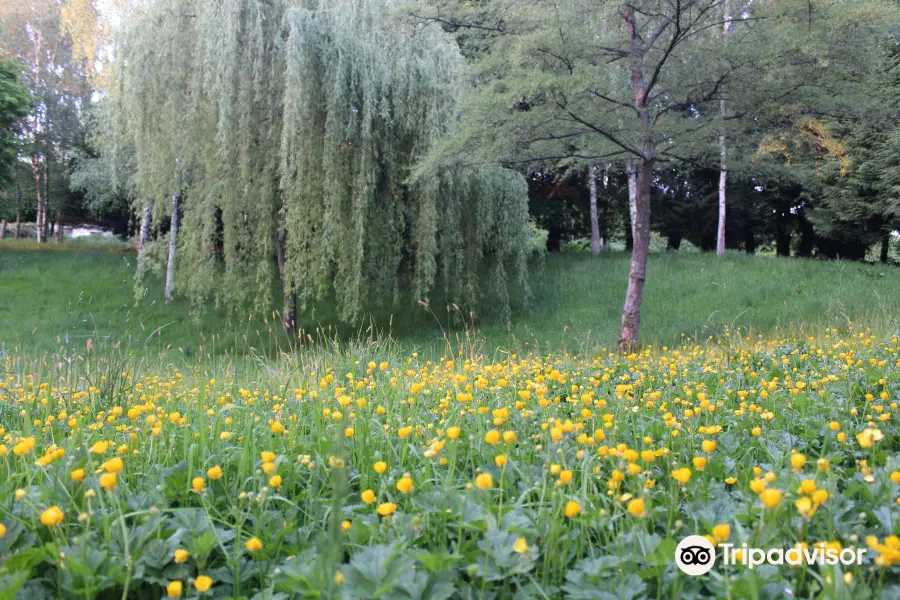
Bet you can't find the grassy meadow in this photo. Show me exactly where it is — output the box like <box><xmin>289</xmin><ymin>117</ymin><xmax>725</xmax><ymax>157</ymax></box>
<box><xmin>1</xmin><ymin>243</ymin><xmax>900</xmax><ymax>598</ymax></box>
<box><xmin>1</xmin><ymin>241</ymin><xmax>898</xmax><ymax>358</ymax></box>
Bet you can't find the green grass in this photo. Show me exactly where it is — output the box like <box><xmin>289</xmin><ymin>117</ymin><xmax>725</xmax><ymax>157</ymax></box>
<box><xmin>1</xmin><ymin>241</ymin><xmax>899</xmax><ymax>358</ymax></box>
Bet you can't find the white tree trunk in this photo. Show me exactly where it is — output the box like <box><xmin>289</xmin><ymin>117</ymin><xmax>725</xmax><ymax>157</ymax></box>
<box><xmin>717</xmin><ymin>0</ymin><xmax>733</xmax><ymax>257</ymax></box>
<box><xmin>588</xmin><ymin>164</ymin><xmax>601</xmax><ymax>256</ymax></box>
<box><xmin>164</xmin><ymin>193</ymin><xmax>178</xmax><ymax>304</ymax></box>
<box><xmin>626</xmin><ymin>160</ymin><xmax>637</xmax><ymax>242</ymax></box>
<box><xmin>14</xmin><ymin>182</ymin><xmax>21</xmax><ymax>238</ymax></box>
<box><xmin>33</xmin><ymin>155</ymin><xmax>44</xmax><ymax>243</ymax></box>
<box><xmin>0</xmin><ymin>220</ymin><xmax>7</xmax><ymax>240</ymax></box>
<box><xmin>137</xmin><ymin>200</ymin><xmax>153</xmax><ymax>279</ymax></box>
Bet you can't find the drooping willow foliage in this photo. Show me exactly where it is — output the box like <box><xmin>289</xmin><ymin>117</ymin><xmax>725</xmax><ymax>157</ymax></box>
<box><xmin>112</xmin><ymin>0</ymin><xmax>530</xmax><ymax>323</ymax></box>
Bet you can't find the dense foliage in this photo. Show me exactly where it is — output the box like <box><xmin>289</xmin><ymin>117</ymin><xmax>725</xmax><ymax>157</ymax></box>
<box><xmin>112</xmin><ymin>0</ymin><xmax>530</xmax><ymax>322</ymax></box>
<box><xmin>3</xmin><ymin>328</ymin><xmax>900</xmax><ymax>597</ymax></box>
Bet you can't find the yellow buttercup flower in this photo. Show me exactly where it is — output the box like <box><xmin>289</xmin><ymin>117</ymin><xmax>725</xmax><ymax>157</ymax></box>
<box><xmin>513</xmin><ymin>537</ymin><xmax>528</xmax><ymax>553</ymax></box>
<box><xmin>361</xmin><ymin>489</ymin><xmax>376</xmax><ymax>504</ymax></box>
<box><xmin>166</xmin><ymin>581</ymin><xmax>183</xmax><ymax>598</ymax></box>
<box><xmin>174</xmin><ymin>549</ymin><xmax>188</xmax><ymax>564</ymax></box>
<box><xmin>564</xmin><ymin>500</ymin><xmax>581</xmax><ymax>518</ymax></box>
<box><xmin>759</xmin><ymin>488</ymin><xmax>783</xmax><ymax>509</ymax></box>
<box><xmin>377</xmin><ymin>502</ymin><xmax>397</xmax><ymax>517</ymax></box>
<box><xmin>670</xmin><ymin>468</ymin><xmax>691</xmax><ymax>485</ymax></box>
<box><xmin>626</xmin><ymin>498</ymin><xmax>646</xmax><ymax>517</ymax></box>
<box><xmin>712</xmin><ymin>524</ymin><xmax>730</xmax><ymax>542</ymax></box>
<box><xmin>396</xmin><ymin>476</ymin><xmax>414</xmax><ymax>494</ymax></box>
<box><xmin>374</xmin><ymin>461</ymin><xmax>388</xmax><ymax>474</ymax></box>
<box><xmin>99</xmin><ymin>472</ymin><xmax>118</xmax><ymax>491</ymax></box>
<box><xmin>192</xmin><ymin>477</ymin><xmax>205</xmax><ymax>492</ymax></box>
<box><xmin>245</xmin><ymin>537</ymin><xmax>263</xmax><ymax>552</ymax></box>
<box><xmin>194</xmin><ymin>575</ymin><xmax>212</xmax><ymax>592</ymax></box>
<box><xmin>41</xmin><ymin>506</ymin><xmax>64</xmax><ymax>527</ymax></box>
<box><xmin>207</xmin><ymin>466</ymin><xmax>223</xmax><ymax>480</ymax></box>
<box><xmin>475</xmin><ymin>473</ymin><xmax>493</xmax><ymax>489</ymax></box>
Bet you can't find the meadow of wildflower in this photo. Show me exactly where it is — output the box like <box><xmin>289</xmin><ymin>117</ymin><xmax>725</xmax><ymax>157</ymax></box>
<box><xmin>2</xmin><ymin>244</ymin><xmax>900</xmax><ymax>598</ymax></box>
<box><xmin>2</xmin><ymin>322</ymin><xmax>900</xmax><ymax>598</ymax></box>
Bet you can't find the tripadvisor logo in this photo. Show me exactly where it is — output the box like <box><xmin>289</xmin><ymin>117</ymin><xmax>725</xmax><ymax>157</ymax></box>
<box><xmin>675</xmin><ymin>536</ymin><xmax>716</xmax><ymax>576</ymax></box>
<box><xmin>675</xmin><ymin>535</ymin><xmax>867</xmax><ymax>576</ymax></box>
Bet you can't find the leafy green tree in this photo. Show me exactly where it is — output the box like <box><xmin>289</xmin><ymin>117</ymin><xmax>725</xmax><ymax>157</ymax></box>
<box><xmin>413</xmin><ymin>0</ymin><xmax>900</xmax><ymax>349</ymax></box>
<box><xmin>111</xmin><ymin>0</ymin><xmax>531</xmax><ymax>326</ymax></box>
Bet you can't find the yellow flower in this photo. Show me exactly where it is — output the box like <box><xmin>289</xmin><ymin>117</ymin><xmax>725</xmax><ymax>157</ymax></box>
<box><xmin>41</xmin><ymin>506</ymin><xmax>64</xmax><ymax>527</ymax></box>
<box><xmin>759</xmin><ymin>488</ymin><xmax>783</xmax><ymax>509</ymax></box>
<box><xmin>513</xmin><ymin>537</ymin><xmax>528</xmax><ymax>553</ymax></box>
<box><xmin>484</xmin><ymin>430</ymin><xmax>501</xmax><ymax>444</ymax></box>
<box><xmin>867</xmin><ymin>535</ymin><xmax>900</xmax><ymax>566</ymax></box>
<box><xmin>174</xmin><ymin>549</ymin><xmax>188</xmax><ymax>564</ymax></box>
<box><xmin>712</xmin><ymin>524</ymin><xmax>730</xmax><ymax>542</ymax></box>
<box><xmin>829</xmin><ymin>421</ymin><xmax>841</xmax><ymax>431</ymax></box>
<box><xmin>812</xmin><ymin>489</ymin><xmax>829</xmax><ymax>504</ymax></box>
<box><xmin>89</xmin><ymin>441</ymin><xmax>109</xmax><ymax>454</ymax></box>
<box><xmin>559</xmin><ymin>470</ymin><xmax>573</xmax><ymax>484</ymax></box>
<box><xmin>446</xmin><ymin>426</ymin><xmax>461</xmax><ymax>440</ymax></box>
<box><xmin>670</xmin><ymin>468</ymin><xmax>691</xmax><ymax>485</ymax></box>
<box><xmin>377</xmin><ymin>502</ymin><xmax>397</xmax><ymax>517</ymax></box>
<box><xmin>344</xmin><ymin>427</ymin><xmax>355</xmax><ymax>438</ymax></box>
<box><xmin>564</xmin><ymin>500</ymin><xmax>581</xmax><ymax>518</ymax></box>
<box><xmin>261</xmin><ymin>451</ymin><xmax>276</xmax><ymax>463</ymax></box>
<box><xmin>245</xmin><ymin>537</ymin><xmax>263</xmax><ymax>552</ymax></box>
<box><xmin>626</xmin><ymin>498</ymin><xmax>646</xmax><ymax>517</ymax></box>
<box><xmin>795</xmin><ymin>496</ymin><xmax>813</xmax><ymax>516</ymax></box>
<box><xmin>750</xmin><ymin>478</ymin><xmax>766</xmax><ymax>494</ymax></box>
<box><xmin>341</xmin><ymin>520</ymin><xmax>351</xmax><ymax>531</ymax></box>
<box><xmin>374</xmin><ymin>461</ymin><xmax>388</xmax><ymax>474</ymax></box>
<box><xmin>751</xmin><ymin>427</ymin><xmax>761</xmax><ymax>436</ymax></box>
<box><xmin>334</xmin><ymin>571</ymin><xmax>345</xmax><ymax>585</ymax></box>
<box><xmin>192</xmin><ymin>477</ymin><xmax>205</xmax><ymax>492</ymax></box>
<box><xmin>817</xmin><ymin>458</ymin><xmax>829</xmax><ymax>471</ymax></box>
<box><xmin>396</xmin><ymin>476</ymin><xmax>414</xmax><ymax>494</ymax></box>
<box><xmin>790</xmin><ymin>453</ymin><xmax>806</xmax><ymax>470</ymax></box>
<box><xmin>101</xmin><ymin>457</ymin><xmax>123</xmax><ymax>473</ymax></box>
<box><xmin>71</xmin><ymin>468</ymin><xmax>85</xmax><ymax>482</ymax></box>
<box><xmin>99</xmin><ymin>472</ymin><xmax>118</xmax><ymax>491</ymax></box>
<box><xmin>166</xmin><ymin>580</ymin><xmax>183</xmax><ymax>598</ymax></box>
<box><xmin>207</xmin><ymin>466</ymin><xmax>223</xmax><ymax>480</ymax></box>
<box><xmin>724</xmin><ymin>477</ymin><xmax>737</xmax><ymax>485</ymax></box>
<box><xmin>475</xmin><ymin>473</ymin><xmax>493</xmax><ymax>489</ymax></box>
<box><xmin>692</xmin><ymin>456</ymin><xmax>707</xmax><ymax>471</ymax></box>
<box><xmin>262</xmin><ymin>462</ymin><xmax>275</xmax><ymax>474</ymax></box>
<box><xmin>271</xmin><ymin>422</ymin><xmax>285</xmax><ymax>434</ymax></box>
<box><xmin>891</xmin><ymin>471</ymin><xmax>900</xmax><ymax>484</ymax></box>
<box><xmin>495</xmin><ymin>455</ymin><xmax>507</xmax><ymax>467</ymax></box>
<box><xmin>361</xmin><ymin>489</ymin><xmax>376</xmax><ymax>504</ymax></box>
<box><xmin>194</xmin><ymin>575</ymin><xmax>212</xmax><ymax>592</ymax></box>
<box><xmin>269</xmin><ymin>475</ymin><xmax>282</xmax><ymax>488</ymax></box>
<box><xmin>799</xmin><ymin>479</ymin><xmax>816</xmax><ymax>494</ymax></box>
<box><xmin>0</xmin><ymin>523</ymin><xmax>6</xmax><ymax>539</ymax></box>
<box><xmin>398</xmin><ymin>426</ymin><xmax>412</xmax><ymax>439</ymax></box>
<box><xmin>701</xmin><ymin>440</ymin><xmax>717</xmax><ymax>453</ymax></box>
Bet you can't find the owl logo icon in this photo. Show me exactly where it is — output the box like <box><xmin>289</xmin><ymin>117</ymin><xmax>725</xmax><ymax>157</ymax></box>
<box><xmin>675</xmin><ymin>535</ymin><xmax>716</xmax><ymax>576</ymax></box>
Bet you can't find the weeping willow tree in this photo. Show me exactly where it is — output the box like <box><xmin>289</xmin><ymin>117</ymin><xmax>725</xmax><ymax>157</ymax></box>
<box><xmin>111</xmin><ymin>0</ymin><xmax>529</xmax><ymax>326</ymax></box>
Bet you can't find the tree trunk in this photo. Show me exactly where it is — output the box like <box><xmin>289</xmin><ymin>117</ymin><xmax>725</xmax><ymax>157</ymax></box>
<box><xmin>0</xmin><ymin>220</ymin><xmax>7</xmax><ymax>240</ymax></box>
<box><xmin>626</xmin><ymin>160</ymin><xmax>637</xmax><ymax>243</ymax></box>
<box><xmin>619</xmin><ymin>157</ymin><xmax>653</xmax><ymax>352</ymax></box>
<box><xmin>165</xmin><ymin>193</ymin><xmax>178</xmax><ymax>304</ymax></box>
<box><xmin>33</xmin><ymin>154</ymin><xmax>44</xmax><ymax>243</ymax></box>
<box><xmin>588</xmin><ymin>164</ymin><xmax>601</xmax><ymax>256</ymax></box>
<box><xmin>716</xmin><ymin>0</ymin><xmax>733</xmax><ymax>257</ymax></box>
<box><xmin>42</xmin><ymin>157</ymin><xmax>51</xmax><ymax>242</ymax></box>
<box><xmin>619</xmin><ymin>10</ymin><xmax>653</xmax><ymax>353</ymax></box>
<box><xmin>14</xmin><ymin>182</ymin><xmax>21</xmax><ymax>238</ymax></box>
<box><xmin>136</xmin><ymin>199</ymin><xmax>153</xmax><ymax>278</ymax></box>
<box><xmin>667</xmin><ymin>232</ymin><xmax>682</xmax><ymax>251</ymax></box>
<box><xmin>880</xmin><ymin>234</ymin><xmax>890</xmax><ymax>263</ymax></box>
<box><xmin>55</xmin><ymin>215</ymin><xmax>63</xmax><ymax>243</ymax></box>
<box><xmin>276</xmin><ymin>227</ymin><xmax>296</xmax><ymax>332</ymax></box>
